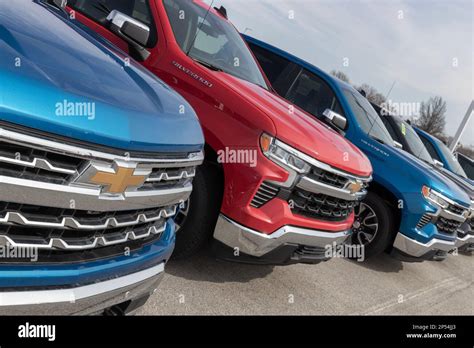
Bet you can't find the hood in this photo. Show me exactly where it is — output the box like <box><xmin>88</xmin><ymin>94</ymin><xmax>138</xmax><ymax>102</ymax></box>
<box><xmin>215</xmin><ymin>73</ymin><xmax>372</xmax><ymax>177</ymax></box>
<box><xmin>0</xmin><ymin>0</ymin><xmax>204</xmax><ymax>153</ymax></box>
<box><xmin>436</xmin><ymin>166</ymin><xmax>474</xmax><ymax>200</ymax></box>
<box><xmin>389</xmin><ymin>146</ymin><xmax>471</xmax><ymax>207</ymax></box>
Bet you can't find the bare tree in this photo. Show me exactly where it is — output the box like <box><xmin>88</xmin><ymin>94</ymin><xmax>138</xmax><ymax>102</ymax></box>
<box><xmin>414</xmin><ymin>96</ymin><xmax>446</xmax><ymax>137</ymax></box>
<box><xmin>356</xmin><ymin>83</ymin><xmax>387</xmax><ymax>106</ymax></box>
<box><xmin>330</xmin><ymin>70</ymin><xmax>350</xmax><ymax>83</ymax></box>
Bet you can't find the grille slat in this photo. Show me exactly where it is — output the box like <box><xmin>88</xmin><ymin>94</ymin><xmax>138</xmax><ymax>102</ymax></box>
<box><xmin>146</xmin><ymin>167</ymin><xmax>196</xmax><ymax>182</ymax></box>
<box><xmin>0</xmin><ymin>220</ymin><xmax>166</xmax><ymax>250</ymax></box>
<box><xmin>0</xmin><ymin>203</ymin><xmax>177</xmax><ymax>230</ymax></box>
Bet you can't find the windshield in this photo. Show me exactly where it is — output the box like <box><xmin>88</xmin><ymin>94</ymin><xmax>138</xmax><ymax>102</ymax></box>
<box><xmin>342</xmin><ymin>89</ymin><xmax>395</xmax><ymax>145</ymax></box>
<box><xmin>435</xmin><ymin>138</ymin><xmax>468</xmax><ymax>178</ymax></box>
<box><xmin>163</xmin><ymin>0</ymin><xmax>268</xmax><ymax>89</ymax></box>
<box><xmin>392</xmin><ymin>118</ymin><xmax>434</xmax><ymax>164</ymax></box>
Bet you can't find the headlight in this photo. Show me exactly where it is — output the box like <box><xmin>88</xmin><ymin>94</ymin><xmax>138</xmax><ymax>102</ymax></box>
<box><xmin>260</xmin><ymin>133</ymin><xmax>311</xmax><ymax>174</ymax></box>
<box><xmin>421</xmin><ymin>186</ymin><xmax>450</xmax><ymax>209</ymax></box>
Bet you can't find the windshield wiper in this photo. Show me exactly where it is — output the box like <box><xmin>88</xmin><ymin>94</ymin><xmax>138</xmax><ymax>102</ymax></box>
<box><xmin>192</xmin><ymin>58</ymin><xmax>223</xmax><ymax>72</ymax></box>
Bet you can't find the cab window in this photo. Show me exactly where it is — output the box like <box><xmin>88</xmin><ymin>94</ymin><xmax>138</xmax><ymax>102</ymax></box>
<box><xmin>285</xmin><ymin>69</ymin><xmax>344</xmax><ymax>120</ymax></box>
<box><xmin>380</xmin><ymin>116</ymin><xmax>399</xmax><ymax>142</ymax></box>
<box><xmin>419</xmin><ymin>135</ymin><xmax>441</xmax><ymax>161</ymax></box>
<box><xmin>248</xmin><ymin>42</ymin><xmax>301</xmax><ymax>97</ymax></box>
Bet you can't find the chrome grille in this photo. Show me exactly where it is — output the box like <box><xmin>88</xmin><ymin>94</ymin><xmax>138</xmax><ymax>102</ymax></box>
<box><xmin>0</xmin><ymin>202</ymin><xmax>177</xmax><ymax>230</ymax></box>
<box><xmin>436</xmin><ymin>217</ymin><xmax>462</xmax><ymax>235</ymax></box>
<box><xmin>0</xmin><ymin>219</ymin><xmax>166</xmax><ymax>250</ymax></box>
<box><xmin>0</xmin><ymin>125</ymin><xmax>203</xmax><ymax>258</ymax></box>
<box><xmin>139</xmin><ymin>167</ymin><xmax>196</xmax><ymax>191</ymax></box>
<box><xmin>290</xmin><ymin>188</ymin><xmax>357</xmax><ymax>221</ymax></box>
<box><xmin>309</xmin><ymin>167</ymin><xmax>348</xmax><ymax>189</ymax></box>
<box><xmin>290</xmin><ymin>162</ymin><xmax>369</xmax><ymax>222</ymax></box>
<box><xmin>250</xmin><ymin>181</ymin><xmax>280</xmax><ymax>208</ymax></box>
<box><xmin>447</xmin><ymin>203</ymin><xmax>466</xmax><ymax>216</ymax></box>
<box><xmin>0</xmin><ymin>140</ymin><xmax>83</xmax><ymax>184</ymax></box>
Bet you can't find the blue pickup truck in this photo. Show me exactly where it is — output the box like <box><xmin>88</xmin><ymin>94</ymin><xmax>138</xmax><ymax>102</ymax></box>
<box><xmin>245</xmin><ymin>35</ymin><xmax>471</xmax><ymax>261</ymax></box>
<box><xmin>414</xmin><ymin>127</ymin><xmax>473</xmax><ymax>184</ymax></box>
<box><xmin>0</xmin><ymin>0</ymin><xmax>204</xmax><ymax>314</ymax></box>
<box><xmin>411</xmin><ymin>127</ymin><xmax>474</xmax><ymax>252</ymax></box>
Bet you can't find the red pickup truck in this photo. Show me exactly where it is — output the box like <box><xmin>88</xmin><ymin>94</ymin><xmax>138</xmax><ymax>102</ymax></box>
<box><xmin>68</xmin><ymin>0</ymin><xmax>372</xmax><ymax>264</ymax></box>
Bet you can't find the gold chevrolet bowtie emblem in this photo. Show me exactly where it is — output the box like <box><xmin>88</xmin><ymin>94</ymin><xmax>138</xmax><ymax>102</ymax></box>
<box><xmin>347</xmin><ymin>181</ymin><xmax>363</xmax><ymax>194</ymax></box>
<box><xmin>90</xmin><ymin>167</ymin><xmax>147</xmax><ymax>194</ymax></box>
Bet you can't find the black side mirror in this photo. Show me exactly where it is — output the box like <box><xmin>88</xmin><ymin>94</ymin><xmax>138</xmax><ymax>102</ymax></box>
<box><xmin>322</xmin><ymin>109</ymin><xmax>347</xmax><ymax>131</ymax></box>
<box><xmin>107</xmin><ymin>10</ymin><xmax>151</xmax><ymax>61</ymax></box>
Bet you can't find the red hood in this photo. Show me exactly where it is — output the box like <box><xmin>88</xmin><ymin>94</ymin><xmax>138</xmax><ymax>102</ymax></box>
<box><xmin>217</xmin><ymin>73</ymin><xmax>372</xmax><ymax>177</ymax></box>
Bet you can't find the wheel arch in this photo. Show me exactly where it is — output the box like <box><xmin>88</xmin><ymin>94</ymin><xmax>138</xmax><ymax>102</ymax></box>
<box><xmin>367</xmin><ymin>181</ymin><xmax>402</xmax><ymax>236</ymax></box>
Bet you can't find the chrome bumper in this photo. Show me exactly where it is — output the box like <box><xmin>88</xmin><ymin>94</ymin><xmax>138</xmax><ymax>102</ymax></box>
<box><xmin>0</xmin><ymin>263</ymin><xmax>164</xmax><ymax>315</ymax></box>
<box><xmin>393</xmin><ymin>232</ymin><xmax>456</xmax><ymax>258</ymax></box>
<box><xmin>213</xmin><ymin>214</ymin><xmax>350</xmax><ymax>257</ymax></box>
<box><xmin>455</xmin><ymin>233</ymin><xmax>474</xmax><ymax>249</ymax></box>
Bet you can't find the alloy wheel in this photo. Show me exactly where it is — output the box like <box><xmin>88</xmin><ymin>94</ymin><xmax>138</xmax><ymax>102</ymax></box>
<box><xmin>351</xmin><ymin>202</ymin><xmax>379</xmax><ymax>246</ymax></box>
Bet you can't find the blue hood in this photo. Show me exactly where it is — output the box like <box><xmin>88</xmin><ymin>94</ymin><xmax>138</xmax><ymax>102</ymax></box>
<box><xmin>383</xmin><ymin>143</ymin><xmax>471</xmax><ymax>207</ymax></box>
<box><xmin>437</xmin><ymin>166</ymin><xmax>474</xmax><ymax>200</ymax></box>
<box><xmin>0</xmin><ymin>0</ymin><xmax>204</xmax><ymax>153</ymax></box>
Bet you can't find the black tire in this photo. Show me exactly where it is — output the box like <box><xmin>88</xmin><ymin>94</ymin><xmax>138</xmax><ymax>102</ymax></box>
<box><xmin>171</xmin><ymin>162</ymin><xmax>223</xmax><ymax>260</ymax></box>
<box><xmin>350</xmin><ymin>191</ymin><xmax>395</xmax><ymax>259</ymax></box>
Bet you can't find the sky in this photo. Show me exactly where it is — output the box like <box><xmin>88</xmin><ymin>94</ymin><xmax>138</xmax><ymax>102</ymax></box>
<box><xmin>205</xmin><ymin>0</ymin><xmax>473</xmax><ymax>146</ymax></box>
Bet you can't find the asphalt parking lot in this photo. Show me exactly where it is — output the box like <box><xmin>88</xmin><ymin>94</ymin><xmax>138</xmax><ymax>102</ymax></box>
<box><xmin>138</xmin><ymin>247</ymin><xmax>473</xmax><ymax>315</ymax></box>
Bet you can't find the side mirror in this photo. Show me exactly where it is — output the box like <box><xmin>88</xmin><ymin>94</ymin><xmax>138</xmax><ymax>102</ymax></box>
<box><xmin>322</xmin><ymin>109</ymin><xmax>347</xmax><ymax>131</ymax></box>
<box><xmin>393</xmin><ymin>141</ymin><xmax>403</xmax><ymax>149</ymax></box>
<box><xmin>433</xmin><ymin>159</ymin><xmax>444</xmax><ymax>168</ymax></box>
<box><xmin>107</xmin><ymin>10</ymin><xmax>150</xmax><ymax>61</ymax></box>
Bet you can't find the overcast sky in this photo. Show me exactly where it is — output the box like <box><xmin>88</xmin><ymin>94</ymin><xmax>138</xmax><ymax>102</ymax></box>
<box><xmin>206</xmin><ymin>0</ymin><xmax>473</xmax><ymax>146</ymax></box>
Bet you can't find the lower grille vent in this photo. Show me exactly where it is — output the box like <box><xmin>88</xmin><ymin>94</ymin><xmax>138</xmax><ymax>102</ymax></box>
<box><xmin>416</xmin><ymin>214</ymin><xmax>432</xmax><ymax>229</ymax></box>
<box><xmin>250</xmin><ymin>181</ymin><xmax>280</xmax><ymax>208</ymax></box>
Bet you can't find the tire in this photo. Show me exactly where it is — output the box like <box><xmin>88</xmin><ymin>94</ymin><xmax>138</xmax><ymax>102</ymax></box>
<box><xmin>171</xmin><ymin>162</ymin><xmax>223</xmax><ymax>260</ymax></box>
<box><xmin>350</xmin><ymin>191</ymin><xmax>395</xmax><ymax>259</ymax></box>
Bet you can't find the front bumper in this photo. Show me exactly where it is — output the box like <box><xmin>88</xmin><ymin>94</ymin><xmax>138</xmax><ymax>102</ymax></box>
<box><xmin>456</xmin><ymin>236</ymin><xmax>474</xmax><ymax>252</ymax></box>
<box><xmin>213</xmin><ymin>214</ymin><xmax>350</xmax><ymax>265</ymax></box>
<box><xmin>456</xmin><ymin>221</ymin><xmax>474</xmax><ymax>252</ymax></box>
<box><xmin>0</xmin><ymin>263</ymin><xmax>164</xmax><ymax>315</ymax></box>
<box><xmin>392</xmin><ymin>231</ymin><xmax>456</xmax><ymax>261</ymax></box>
